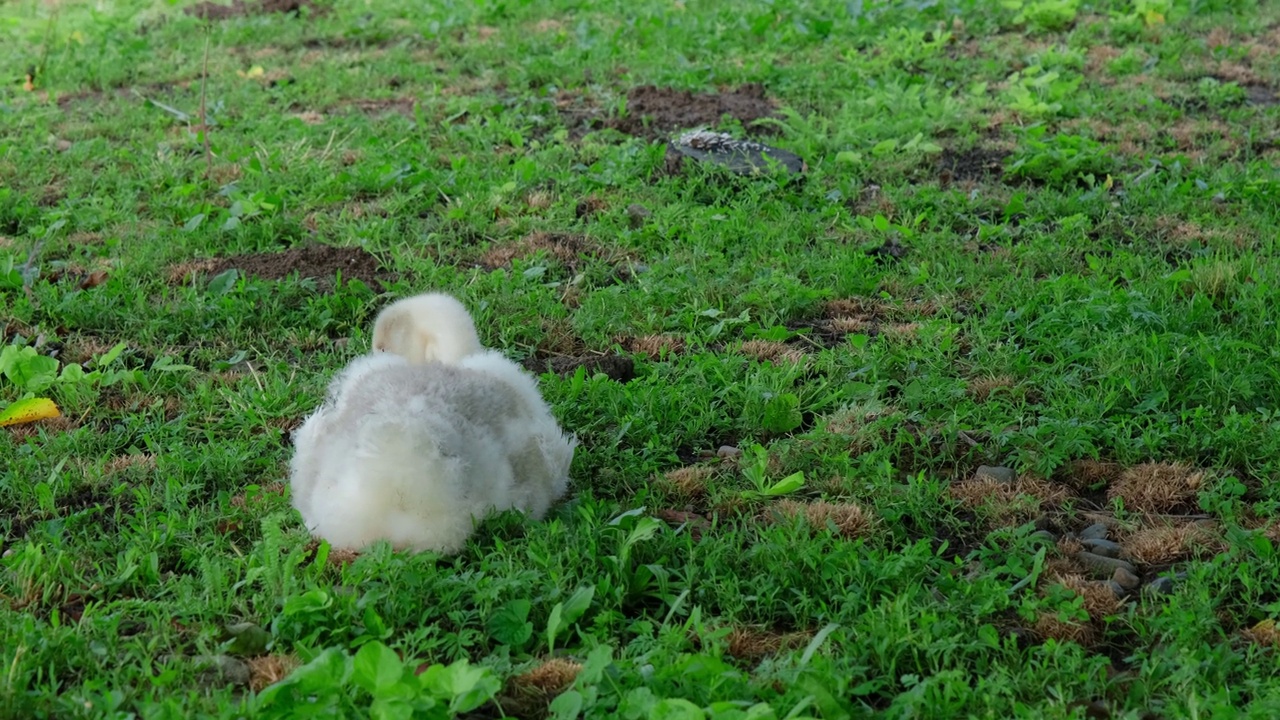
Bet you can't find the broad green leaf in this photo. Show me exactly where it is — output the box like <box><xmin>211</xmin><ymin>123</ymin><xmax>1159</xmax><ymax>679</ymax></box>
<box><xmin>486</xmin><ymin>599</ymin><xmax>533</xmax><ymax>646</ymax></box>
<box><xmin>352</xmin><ymin>641</ymin><xmax>404</xmax><ymax>695</ymax></box>
<box><xmin>550</xmin><ymin>689</ymin><xmax>584</xmax><ymax>720</ymax></box>
<box><xmin>650</xmin><ymin>698</ymin><xmax>705</xmax><ymax>720</ymax></box>
<box><xmin>764</xmin><ymin>472</ymin><xmax>805</xmax><ymax>497</ymax></box>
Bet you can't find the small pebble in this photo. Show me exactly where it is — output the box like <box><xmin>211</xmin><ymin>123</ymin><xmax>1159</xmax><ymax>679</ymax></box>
<box><xmin>1075</xmin><ymin>551</ymin><xmax>1137</xmax><ymax>578</ymax></box>
<box><xmin>1112</xmin><ymin>567</ymin><xmax>1141</xmax><ymax>591</ymax></box>
<box><xmin>1079</xmin><ymin>523</ymin><xmax>1109</xmax><ymax>541</ymax></box>
<box><xmin>1108</xmin><ymin>580</ymin><xmax>1127</xmax><ymax>598</ymax></box>
<box><xmin>717</xmin><ymin>445</ymin><xmax>742</xmax><ymax>460</ymax></box>
<box><xmin>626</xmin><ymin>203</ymin><xmax>653</xmax><ymax>228</ymax></box>
<box><xmin>974</xmin><ymin>465</ymin><xmax>1016</xmax><ymax>484</ymax></box>
<box><xmin>1146</xmin><ymin>576</ymin><xmax>1176</xmax><ymax>596</ymax></box>
<box><xmin>1081</xmin><ymin>538</ymin><xmax>1123</xmax><ymax>558</ymax></box>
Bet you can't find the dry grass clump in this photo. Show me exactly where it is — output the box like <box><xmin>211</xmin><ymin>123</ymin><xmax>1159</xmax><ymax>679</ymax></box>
<box><xmin>1121</xmin><ymin>522</ymin><xmax>1224</xmax><ymax>564</ymax></box>
<box><xmin>723</xmin><ymin>626</ymin><xmax>811</xmax><ymax>661</ymax></box>
<box><xmin>1242</xmin><ymin>620</ymin><xmax>1280</xmax><ymax>648</ymax></box>
<box><xmin>1033</xmin><ymin>612</ymin><xmax>1097</xmax><ymax>647</ymax></box>
<box><xmin>966</xmin><ymin>375</ymin><xmax>1014</xmax><ymax>402</ymax></box>
<box><xmin>660</xmin><ymin>464</ymin><xmax>716</xmax><ymax>499</ymax></box>
<box><xmin>1052</xmin><ymin>573</ymin><xmax>1122</xmax><ymax>619</ymax></box>
<box><xmin>1061</xmin><ymin>459</ymin><xmax>1123</xmax><ymax>490</ymax></box>
<box><xmin>247</xmin><ymin>655</ymin><xmax>301</xmax><ymax>692</ymax></box>
<box><xmin>5</xmin><ymin>415</ymin><xmax>78</xmax><ymax>441</ymax></box>
<box><xmin>1107</xmin><ymin>462</ymin><xmax>1205</xmax><ymax>512</ymax></box>
<box><xmin>771</xmin><ymin>500</ymin><xmax>877</xmax><ymax>540</ymax></box>
<box><xmin>501</xmin><ymin>658</ymin><xmax>584</xmax><ymax>719</ymax></box>
<box><xmin>948</xmin><ymin>477</ymin><xmax>1073</xmax><ymax>526</ymax></box>
<box><xmin>619</xmin><ymin>334</ymin><xmax>685</xmax><ymax>359</ymax></box>
<box><xmin>481</xmin><ymin>232</ymin><xmax>598</xmax><ymax>269</ymax></box>
<box><xmin>104</xmin><ymin>454</ymin><xmax>157</xmax><ymax>475</ymax></box>
<box><xmin>166</xmin><ymin>259</ymin><xmax>219</xmax><ymax>284</ymax></box>
<box><xmin>738</xmin><ymin>339</ymin><xmax>805</xmax><ymax>364</ymax></box>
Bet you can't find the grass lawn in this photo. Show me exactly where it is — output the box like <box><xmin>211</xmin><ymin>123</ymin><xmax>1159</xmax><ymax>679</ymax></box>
<box><xmin>4</xmin><ymin>0</ymin><xmax>1280</xmax><ymax>716</ymax></box>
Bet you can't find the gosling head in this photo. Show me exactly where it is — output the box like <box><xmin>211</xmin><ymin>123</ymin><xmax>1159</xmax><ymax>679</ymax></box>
<box><xmin>371</xmin><ymin>292</ymin><xmax>484</xmax><ymax>364</ymax></box>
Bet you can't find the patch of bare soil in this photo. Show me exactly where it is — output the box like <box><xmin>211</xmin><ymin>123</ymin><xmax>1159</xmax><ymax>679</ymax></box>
<box><xmin>792</xmin><ymin>296</ymin><xmax>938</xmax><ymax>348</ymax></box>
<box><xmin>522</xmin><ymin>353</ymin><xmax>635</xmax><ymax>383</ymax></box>
<box><xmin>4</xmin><ymin>484</ymin><xmax>134</xmax><ymax>541</ymax></box>
<box><xmin>171</xmin><ymin>244</ymin><xmax>395</xmax><ymax>291</ymax></box>
<box><xmin>336</xmin><ymin>97</ymin><xmax>419</xmax><ymax>117</ymax></box>
<box><xmin>480</xmin><ymin>232</ymin><xmax>599</xmax><ymax>272</ymax></box>
<box><xmin>184</xmin><ymin>0</ymin><xmax>324</xmax><ymax>20</ymax></box>
<box><xmin>603</xmin><ymin>84</ymin><xmax>781</xmax><ymax>139</ymax></box>
<box><xmin>937</xmin><ymin>146</ymin><xmax>1010</xmax><ymax>182</ymax></box>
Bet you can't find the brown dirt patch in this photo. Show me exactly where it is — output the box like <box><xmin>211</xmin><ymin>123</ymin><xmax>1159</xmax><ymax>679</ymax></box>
<box><xmin>797</xmin><ymin>296</ymin><xmax>939</xmax><ymax>347</ymax></box>
<box><xmin>605</xmin><ymin>84</ymin><xmax>781</xmax><ymax>139</ymax></box>
<box><xmin>522</xmin><ymin>353</ymin><xmax>635</xmax><ymax>383</ymax></box>
<box><xmin>171</xmin><ymin>244</ymin><xmax>395</xmax><ymax>291</ymax></box>
<box><xmin>1033</xmin><ymin>612</ymin><xmax>1096</xmax><ymax>647</ymax></box>
<box><xmin>937</xmin><ymin>146</ymin><xmax>1009</xmax><ymax>182</ymax></box>
<box><xmin>966</xmin><ymin>375</ymin><xmax>1015</xmax><ymax>402</ymax></box>
<box><xmin>654</xmin><ymin>509</ymin><xmax>713</xmax><ymax>541</ymax></box>
<box><xmin>480</xmin><ymin>232</ymin><xmax>602</xmax><ymax>271</ymax></box>
<box><xmin>738</xmin><ymin>339</ymin><xmax>805</xmax><ymax>364</ymax></box>
<box><xmin>184</xmin><ymin>0</ymin><xmax>323</xmax><ymax>20</ymax></box>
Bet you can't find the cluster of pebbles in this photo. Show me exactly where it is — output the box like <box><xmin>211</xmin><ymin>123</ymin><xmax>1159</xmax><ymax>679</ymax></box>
<box><xmin>1034</xmin><ymin>520</ymin><xmax>1184</xmax><ymax>599</ymax></box>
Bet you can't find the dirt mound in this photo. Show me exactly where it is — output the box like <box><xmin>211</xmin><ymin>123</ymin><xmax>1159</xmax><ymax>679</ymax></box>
<box><xmin>184</xmin><ymin>0</ymin><xmax>322</xmax><ymax>20</ymax></box>
<box><xmin>608</xmin><ymin>84</ymin><xmax>780</xmax><ymax>139</ymax></box>
<box><xmin>523</xmin><ymin>354</ymin><xmax>635</xmax><ymax>383</ymax></box>
<box><xmin>175</xmin><ymin>244</ymin><xmax>395</xmax><ymax>291</ymax></box>
<box><xmin>938</xmin><ymin>146</ymin><xmax>1009</xmax><ymax>182</ymax></box>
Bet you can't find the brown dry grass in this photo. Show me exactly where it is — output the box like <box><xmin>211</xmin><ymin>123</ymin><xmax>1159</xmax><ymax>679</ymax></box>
<box><xmin>104</xmin><ymin>454</ymin><xmax>157</xmax><ymax>475</ymax></box>
<box><xmin>949</xmin><ymin>477</ymin><xmax>1073</xmax><ymax>525</ymax></box>
<box><xmin>1242</xmin><ymin>620</ymin><xmax>1280</xmax><ymax>648</ymax></box>
<box><xmin>5</xmin><ymin>415</ymin><xmax>78</xmax><ymax>441</ymax></box>
<box><xmin>247</xmin><ymin>654</ymin><xmax>301</xmax><ymax>692</ymax></box>
<box><xmin>771</xmin><ymin>500</ymin><xmax>877</xmax><ymax>540</ymax></box>
<box><xmin>1107</xmin><ymin>462</ymin><xmax>1205</xmax><ymax>512</ymax></box>
<box><xmin>515</xmin><ymin>658</ymin><xmax>581</xmax><ymax>694</ymax></box>
<box><xmin>618</xmin><ymin>334</ymin><xmax>685</xmax><ymax>359</ymax></box>
<box><xmin>481</xmin><ymin>232</ymin><xmax>600</xmax><ymax>269</ymax></box>
<box><xmin>1121</xmin><ymin>522</ymin><xmax>1224</xmax><ymax>564</ymax></box>
<box><xmin>1062</xmin><ymin>459</ymin><xmax>1123</xmax><ymax>489</ymax></box>
<box><xmin>166</xmin><ymin>259</ymin><xmax>219</xmax><ymax>284</ymax></box>
<box><xmin>660</xmin><ymin>465</ymin><xmax>716</xmax><ymax>499</ymax></box>
<box><xmin>1033</xmin><ymin>612</ymin><xmax>1096</xmax><ymax>647</ymax></box>
<box><xmin>723</xmin><ymin>627</ymin><xmax>811</xmax><ymax>661</ymax></box>
<box><xmin>1052</xmin><ymin>573</ymin><xmax>1122</xmax><ymax>619</ymax></box>
<box><xmin>738</xmin><ymin>339</ymin><xmax>805</xmax><ymax>364</ymax></box>
<box><xmin>966</xmin><ymin>375</ymin><xmax>1014</xmax><ymax>402</ymax></box>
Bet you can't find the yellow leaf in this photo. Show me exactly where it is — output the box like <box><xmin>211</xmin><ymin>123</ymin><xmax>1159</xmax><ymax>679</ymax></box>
<box><xmin>236</xmin><ymin>66</ymin><xmax>266</xmax><ymax>79</ymax></box>
<box><xmin>1103</xmin><ymin>174</ymin><xmax>1114</xmax><ymax>191</ymax></box>
<box><xmin>1144</xmin><ymin>10</ymin><xmax>1165</xmax><ymax>26</ymax></box>
<box><xmin>0</xmin><ymin>397</ymin><xmax>62</xmax><ymax>427</ymax></box>
<box><xmin>23</xmin><ymin>74</ymin><xmax>34</xmax><ymax>92</ymax></box>
<box><xmin>70</xmin><ymin>30</ymin><xmax>85</xmax><ymax>44</ymax></box>
<box><xmin>1252</xmin><ymin>619</ymin><xmax>1276</xmax><ymax>633</ymax></box>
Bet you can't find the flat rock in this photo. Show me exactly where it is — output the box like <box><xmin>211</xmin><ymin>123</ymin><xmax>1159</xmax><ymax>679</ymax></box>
<box><xmin>1079</xmin><ymin>523</ymin><xmax>1110</xmax><ymax>541</ymax></box>
<box><xmin>974</xmin><ymin>465</ymin><xmax>1016</xmax><ymax>484</ymax></box>
<box><xmin>1081</xmin><ymin>538</ymin><xmax>1123</xmax><ymax>558</ymax></box>
<box><xmin>1112</xmin><ymin>567</ymin><xmax>1141</xmax><ymax>591</ymax></box>
<box><xmin>1075</xmin><ymin>551</ymin><xmax>1137</xmax><ymax>578</ymax></box>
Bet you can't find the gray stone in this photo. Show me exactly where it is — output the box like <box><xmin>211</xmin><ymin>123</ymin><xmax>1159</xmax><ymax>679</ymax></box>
<box><xmin>1146</xmin><ymin>576</ymin><xmax>1176</xmax><ymax>596</ymax></box>
<box><xmin>190</xmin><ymin>655</ymin><xmax>251</xmax><ymax>688</ymax></box>
<box><xmin>717</xmin><ymin>445</ymin><xmax>742</xmax><ymax>460</ymax></box>
<box><xmin>1112</xmin><ymin>567</ymin><xmax>1141</xmax><ymax>591</ymax></box>
<box><xmin>1081</xmin><ymin>538</ymin><xmax>1123</xmax><ymax>558</ymax></box>
<box><xmin>626</xmin><ymin>204</ymin><xmax>652</xmax><ymax>228</ymax></box>
<box><xmin>1079</xmin><ymin>523</ymin><xmax>1110</xmax><ymax>541</ymax></box>
<box><xmin>1075</xmin><ymin>552</ymin><xmax>1137</xmax><ymax>578</ymax></box>
<box><xmin>1108</xmin><ymin>580</ymin><xmax>1127</xmax><ymax>598</ymax></box>
<box><xmin>974</xmin><ymin>465</ymin><xmax>1016</xmax><ymax>484</ymax></box>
